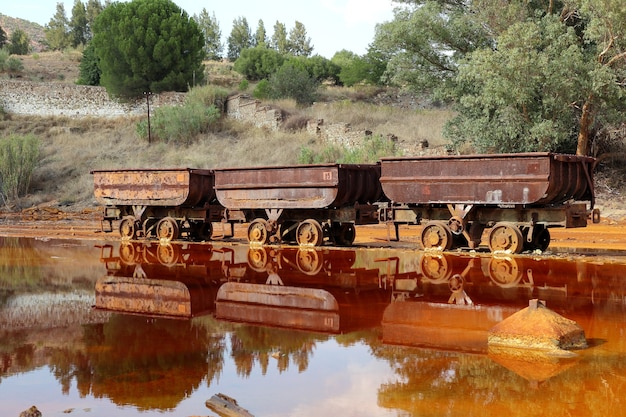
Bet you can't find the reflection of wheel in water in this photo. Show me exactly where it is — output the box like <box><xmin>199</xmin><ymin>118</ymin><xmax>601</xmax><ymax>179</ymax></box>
<box><xmin>332</xmin><ymin>223</ymin><xmax>356</xmax><ymax>246</ymax></box>
<box><xmin>248</xmin><ymin>219</ymin><xmax>269</xmax><ymax>245</ymax></box>
<box><xmin>448</xmin><ymin>273</ymin><xmax>464</xmax><ymax>292</ymax></box>
<box><xmin>296</xmin><ymin>248</ymin><xmax>323</xmax><ymax>275</ymax></box>
<box><xmin>157</xmin><ymin>243</ymin><xmax>180</xmax><ymax>266</ymax></box>
<box><xmin>421</xmin><ymin>221</ymin><xmax>453</xmax><ymax>250</ymax></box>
<box><xmin>247</xmin><ymin>247</ymin><xmax>269</xmax><ymax>272</ymax></box>
<box><xmin>488</xmin><ymin>222</ymin><xmax>523</xmax><ymax>253</ymax></box>
<box><xmin>119</xmin><ymin>216</ymin><xmax>137</xmax><ymax>240</ymax></box>
<box><xmin>119</xmin><ymin>242</ymin><xmax>137</xmax><ymax>265</ymax></box>
<box><xmin>487</xmin><ymin>256</ymin><xmax>522</xmax><ymax>287</ymax></box>
<box><xmin>420</xmin><ymin>253</ymin><xmax>451</xmax><ymax>283</ymax></box>
<box><xmin>156</xmin><ymin>217</ymin><xmax>180</xmax><ymax>241</ymax></box>
<box><xmin>296</xmin><ymin>219</ymin><xmax>324</xmax><ymax>246</ymax></box>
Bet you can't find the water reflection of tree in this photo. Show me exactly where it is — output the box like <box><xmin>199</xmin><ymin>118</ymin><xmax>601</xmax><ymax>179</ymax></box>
<box><xmin>0</xmin><ymin>237</ymin><xmax>43</xmax><ymax>298</ymax></box>
<box><xmin>229</xmin><ymin>325</ymin><xmax>329</xmax><ymax>376</ymax></box>
<box><xmin>43</xmin><ymin>315</ymin><xmax>213</xmax><ymax>410</ymax></box>
<box><xmin>373</xmin><ymin>343</ymin><xmax>626</xmax><ymax>416</ymax></box>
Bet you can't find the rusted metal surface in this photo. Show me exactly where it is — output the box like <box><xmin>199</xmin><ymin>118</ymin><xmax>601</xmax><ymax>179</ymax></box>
<box><xmin>215</xmin><ymin>282</ymin><xmax>340</xmax><ymax>332</ymax></box>
<box><xmin>382</xmin><ymin>301</ymin><xmax>519</xmax><ymax>353</ymax></box>
<box><xmin>95</xmin><ymin>276</ymin><xmax>193</xmax><ymax>318</ymax></box>
<box><xmin>92</xmin><ymin>168</ymin><xmax>216</xmax><ymax>207</ymax></box>
<box><xmin>380</xmin><ymin>153</ymin><xmax>595</xmax><ymax>206</ymax></box>
<box><xmin>214</xmin><ymin>163</ymin><xmax>383</xmax><ymax>209</ymax></box>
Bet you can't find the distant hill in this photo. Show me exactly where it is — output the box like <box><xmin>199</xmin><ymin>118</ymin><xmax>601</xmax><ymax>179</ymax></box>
<box><xmin>0</xmin><ymin>14</ymin><xmax>47</xmax><ymax>52</ymax></box>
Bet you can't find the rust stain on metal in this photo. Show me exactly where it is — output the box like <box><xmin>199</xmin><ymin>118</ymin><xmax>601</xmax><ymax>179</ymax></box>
<box><xmin>214</xmin><ymin>163</ymin><xmax>383</xmax><ymax>209</ymax></box>
<box><xmin>380</xmin><ymin>152</ymin><xmax>594</xmax><ymax>206</ymax></box>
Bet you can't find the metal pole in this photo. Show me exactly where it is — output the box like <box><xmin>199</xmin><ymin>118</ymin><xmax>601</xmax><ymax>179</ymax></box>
<box><xmin>144</xmin><ymin>91</ymin><xmax>152</xmax><ymax>144</ymax></box>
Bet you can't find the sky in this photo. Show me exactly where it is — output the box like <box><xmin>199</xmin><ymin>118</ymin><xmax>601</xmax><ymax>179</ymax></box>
<box><xmin>1</xmin><ymin>0</ymin><xmax>398</xmax><ymax>58</ymax></box>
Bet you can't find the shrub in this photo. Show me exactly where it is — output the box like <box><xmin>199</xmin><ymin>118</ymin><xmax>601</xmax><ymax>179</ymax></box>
<box><xmin>137</xmin><ymin>103</ymin><xmax>221</xmax><ymax>145</ymax></box>
<box><xmin>269</xmin><ymin>63</ymin><xmax>319</xmax><ymax>105</ymax></box>
<box><xmin>0</xmin><ymin>134</ymin><xmax>40</xmax><ymax>203</ymax></box>
<box><xmin>253</xmin><ymin>79</ymin><xmax>271</xmax><ymax>99</ymax></box>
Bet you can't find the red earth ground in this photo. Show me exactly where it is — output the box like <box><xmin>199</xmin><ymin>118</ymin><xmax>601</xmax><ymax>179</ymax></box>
<box><xmin>1</xmin><ymin>206</ymin><xmax>625</xmax><ymax>255</ymax></box>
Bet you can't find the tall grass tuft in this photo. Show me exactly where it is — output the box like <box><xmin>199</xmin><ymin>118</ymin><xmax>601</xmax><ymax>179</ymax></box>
<box><xmin>0</xmin><ymin>134</ymin><xmax>40</xmax><ymax>203</ymax></box>
<box><xmin>137</xmin><ymin>85</ymin><xmax>229</xmax><ymax>145</ymax></box>
<box><xmin>298</xmin><ymin>134</ymin><xmax>400</xmax><ymax>164</ymax></box>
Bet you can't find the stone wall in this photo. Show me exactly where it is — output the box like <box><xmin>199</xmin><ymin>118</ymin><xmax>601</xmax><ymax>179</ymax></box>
<box><xmin>224</xmin><ymin>94</ymin><xmax>284</xmax><ymax>130</ymax></box>
<box><xmin>0</xmin><ymin>80</ymin><xmax>185</xmax><ymax>117</ymax></box>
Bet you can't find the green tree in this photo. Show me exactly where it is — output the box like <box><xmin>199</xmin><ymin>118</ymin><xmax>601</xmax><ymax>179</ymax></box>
<box><xmin>271</xmin><ymin>21</ymin><xmax>288</xmax><ymax>54</ymax></box>
<box><xmin>332</xmin><ymin>50</ymin><xmax>371</xmax><ymax>86</ymax></box>
<box><xmin>85</xmin><ymin>0</ymin><xmax>105</xmax><ymax>41</ymax></box>
<box><xmin>227</xmin><ymin>16</ymin><xmax>252</xmax><ymax>61</ymax></box>
<box><xmin>8</xmin><ymin>29</ymin><xmax>30</xmax><ymax>55</ymax></box>
<box><xmin>268</xmin><ymin>63</ymin><xmax>318</xmax><ymax>105</ymax></box>
<box><xmin>233</xmin><ymin>46</ymin><xmax>285</xmax><ymax>80</ymax></box>
<box><xmin>45</xmin><ymin>2</ymin><xmax>70</xmax><ymax>50</ymax></box>
<box><xmin>286</xmin><ymin>55</ymin><xmax>339</xmax><ymax>83</ymax></box>
<box><xmin>377</xmin><ymin>0</ymin><xmax>626</xmax><ymax>155</ymax></box>
<box><xmin>194</xmin><ymin>8</ymin><xmax>223</xmax><ymax>61</ymax></box>
<box><xmin>288</xmin><ymin>21</ymin><xmax>313</xmax><ymax>57</ymax></box>
<box><xmin>77</xmin><ymin>41</ymin><xmax>101</xmax><ymax>85</ymax></box>
<box><xmin>69</xmin><ymin>0</ymin><xmax>88</xmax><ymax>47</ymax></box>
<box><xmin>254</xmin><ymin>19</ymin><xmax>267</xmax><ymax>47</ymax></box>
<box><xmin>91</xmin><ymin>0</ymin><xmax>205</xmax><ymax>97</ymax></box>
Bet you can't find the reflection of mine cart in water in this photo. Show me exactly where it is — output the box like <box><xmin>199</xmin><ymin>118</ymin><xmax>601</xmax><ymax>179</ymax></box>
<box><xmin>92</xmin><ymin>168</ymin><xmax>231</xmax><ymax>241</ymax></box>
<box><xmin>379</xmin><ymin>152</ymin><xmax>600</xmax><ymax>253</ymax></box>
<box><xmin>213</xmin><ymin>163</ymin><xmax>383</xmax><ymax>246</ymax></box>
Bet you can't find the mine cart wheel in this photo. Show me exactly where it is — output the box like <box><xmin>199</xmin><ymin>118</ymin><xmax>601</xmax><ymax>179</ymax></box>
<box><xmin>488</xmin><ymin>222</ymin><xmax>524</xmax><ymax>253</ymax></box>
<box><xmin>296</xmin><ymin>248</ymin><xmax>323</xmax><ymax>275</ymax></box>
<box><xmin>420</xmin><ymin>253</ymin><xmax>451</xmax><ymax>283</ymax></box>
<box><xmin>420</xmin><ymin>221</ymin><xmax>453</xmax><ymax>250</ymax></box>
<box><xmin>296</xmin><ymin>219</ymin><xmax>324</xmax><ymax>246</ymax></box>
<box><xmin>156</xmin><ymin>217</ymin><xmax>180</xmax><ymax>241</ymax></box>
<box><xmin>531</xmin><ymin>227</ymin><xmax>550</xmax><ymax>252</ymax></box>
<box><xmin>157</xmin><ymin>243</ymin><xmax>180</xmax><ymax>266</ymax></box>
<box><xmin>487</xmin><ymin>256</ymin><xmax>522</xmax><ymax>287</ymax></box>
<box><xmin>119</xmin><ymin>216</ymin><xmax>138</xmax><ymax>240</ymax></box>
<box><xmin>247</xmin><ymin>247</ymin><xmax>269</xmax><ymax>272</ymax></box>
<box><xmin>334</xmin><ymin>223</ymin><xmax>356</xmax><ymax>246</ymax></box>
<box><xmin>248</xmin><ymin>219</ymin><xmax>269</xmax><ymax>245</ymax></box>
<box><xmin>118</xmin><ymin>242</ymin><xmax>137</xmax><ymax>265</ymax></box>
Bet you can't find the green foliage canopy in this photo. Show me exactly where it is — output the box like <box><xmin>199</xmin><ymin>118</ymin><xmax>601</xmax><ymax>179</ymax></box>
<box><xmin>194</xmin><ymin>8</ymin><xmax>223</xmax><ymax>60</ymax></box>
<box><xmin>91</xmin><ymin>0</ymin><xmax>205</xmax><ymax>97</ymax></box>
<box><xmin>374</xmin><ymin>0</ymin><xmax>626</xmax><ymax>155</ymax></box>
<box><xmin>8</xmin><ymin>29</ymin><xmax>30</xmax><ymax>55</ymax></box>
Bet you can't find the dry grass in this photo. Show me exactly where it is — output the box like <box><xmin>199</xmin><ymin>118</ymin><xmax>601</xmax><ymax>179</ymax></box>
<box><xmin>2</xmin><ymin>53</ymin><xmax>455</xmax><ymax>210</ymax></box>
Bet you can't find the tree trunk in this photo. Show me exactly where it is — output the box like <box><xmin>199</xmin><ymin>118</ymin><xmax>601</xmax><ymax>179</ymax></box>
<box><xmin>576</xmin><ymin>97</ymin><xmax>594</xmax><ymax>156</ymax></box>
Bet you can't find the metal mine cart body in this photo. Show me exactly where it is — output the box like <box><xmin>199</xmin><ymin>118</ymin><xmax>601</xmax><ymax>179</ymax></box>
<box><xmin>379</xmin><ymin>152</ymin><xmax>599</xmax><ymax>253</ymax></box>
<box><xmin>213</xmin><ymin>163</ymin><xmax>383</xmax><ymax>246</ymax></box>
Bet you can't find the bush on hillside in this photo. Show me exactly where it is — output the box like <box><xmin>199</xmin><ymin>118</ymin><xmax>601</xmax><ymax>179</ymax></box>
<box><xmin>269</xmin><ymin>64</ymin><xmax>318</xmax><ymax>106</ymax></box>
<box><xmin>0</xmin><ymin>134</ymin><xmax>40</xmax><ymax>204</ymax></box>
<box><xmin>136</xmin><ymin>103</ymin><xmax>221</xmax><ymax>145</ymax></box>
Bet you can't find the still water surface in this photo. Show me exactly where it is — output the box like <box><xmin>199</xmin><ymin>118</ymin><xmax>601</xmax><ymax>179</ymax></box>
<box><xmin>1</xmin><ymin>237</ymin><xmax>625</xmax><ymax>416</ymax></box>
